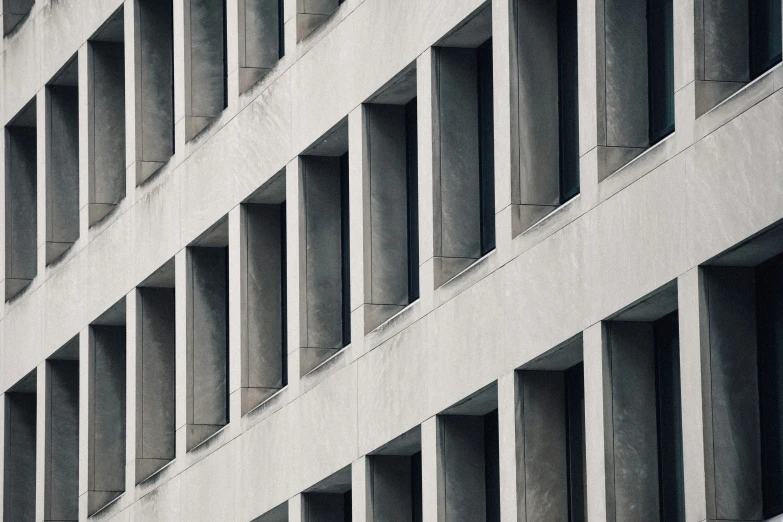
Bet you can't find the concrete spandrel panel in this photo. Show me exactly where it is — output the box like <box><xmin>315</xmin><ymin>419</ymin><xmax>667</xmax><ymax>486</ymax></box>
<box><xmin>136</xmin><ymin>287</ymin><xmax>175</xmax><ymax>482</ymax></box>
<box><xmin>88</xmin><ymin>325</ymin><xmax>126</xmax><ymax>515</ymax></box>
<box><xmin>45</xmin><ymin>359</ymin><xmax>79</xmax><ymax>521</ymax></box>
<box><xmin>186</xmin><ymin>246</ymin><xmax>228</xmax><ymax>449</ymax></box>
<box><xmin>3</xmin><ymin>390</ymin><xmax>37</xmax><ymax>522</ymax></box>
<box><xmin>5</xmin><ymin>122</ymin><xmax>37</xmax><ymax>299</ymax></box>
<box><xmin>137</xmin><ymin>0</ymin><xmax>174</xmax><ymax>175</ymax></box>
<box><xmin>89</xmin><ymin>40</ymin><xmax>126</xmax><ymax>225</ymax></box>
<box><xmin>46</xmin><ymin>84</ymin><xmax>80</xmax><ymax>263</ymax></box>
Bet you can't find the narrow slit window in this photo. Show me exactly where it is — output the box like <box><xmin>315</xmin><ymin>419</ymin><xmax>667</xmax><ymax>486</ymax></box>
<box><xmin>477</xmin><ymin>39</ymin><xmax>496</xmax><ymax>255</ymax></box>
<box><xmin>750</xmin><ymin>0</ymin><xmax>783</xmax><ymax>78</ymax></box>
<box><xmin>558</xmin><ymin>0</ymin><xmax>580</xmax><ymax>203</ymax></box>
<box><xmin>3</xmin><ymin>371</ymin><xmax>37</xmax><ymax>522</ymax></box>
<box><xmin>648</xmin><ymin>0</ymin><xmax>675</xmax><ymax>144</ymax></box>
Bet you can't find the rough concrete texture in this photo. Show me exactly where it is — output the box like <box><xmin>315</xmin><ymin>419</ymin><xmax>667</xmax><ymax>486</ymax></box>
<box><xmin>1</xmin><ymin>0</ymin><xmax>782</xmax><ymax>521</ymax></box>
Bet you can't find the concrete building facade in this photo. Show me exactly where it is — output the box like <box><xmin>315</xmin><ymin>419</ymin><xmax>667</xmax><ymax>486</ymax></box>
<box><xmin>0</xmin><ymin>0</ymin><xmax>782</xmax><ymax>520</ymax></box>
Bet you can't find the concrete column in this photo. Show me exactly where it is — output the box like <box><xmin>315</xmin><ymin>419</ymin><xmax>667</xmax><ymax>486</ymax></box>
<box><xmin>182</xmin><ymin>0</ymin><xmax>227</xmax><ymax>141</ymax></box>
<box><xmin>135</xmin><ymin>286</ymin><xmax>176</xmax><ymax>482</ymax></box>
<box><xmin>239</xmin><ymin>202</ymin><xmax>287</xmax><ymax>414</ymax></box>
<box><xmin>3</xmin><ymin>376</ymin><xmax>37</xmax><ymax>522</ymax></box>
<box><xmin>290</xmin><ymin>494</ymin><xmax>304</xmax><ymax>522</ymax></box>
<box><xmin>583</xmin><ymin>323</ymin><xmax>610</xmax><ymax>522</ymax></box>
<box><xmin>299</xmin><ymin>155</ymin><xmax>345</xmax><ymax>374</ymax></box>
<box><xmin>87</xmin><ymin>36</ymin><xmax>125</xmax><ymax>225</ymax></box>
<box><xmin>78</xmin><ymin>330</ymin><xmax>89</xmax><ymax>519</ymax></box>
<box><xmin>44</xmin><ymin>355</ymin><xmax>79</xmax><ymax>521</ymax></box>
<box><xmin>35</xmin><ymin>364</ymin><xmax>45</xmax><ymax>522</ymax></box>
<box><xmin>677</xmin><ymin>268</ymin><xmax>708</xmax><ymax>522</ymax></box>
<box><xmin>348</xmin><ymin>105</ymin><xmax>369</xmax><ymax>344</ymax></box>
<box><xmin>700</xmin><ymin>267</ymin><xmax>763</xmax><ymax>520</ymax></box>
<box><xmin>694</xmin><ymin>0</ymin><xmax>750</xmax><ymax>116</ymax></box>
<box><xmin>45</xmin><ymin>80</ymin><xmax>80</xmax><ymax>264</ymax></box>
<box><xmin>174</xmin><ymin>250</ymin><xmax>187</xmax><ymax>455</ymax></box>
<box><xmin>352</xmin><ymin>456</ymin><xmax>370</xmax><ymax>522</ymax></box>
<box><xmin>420</xmin><ymin>416</ymin><xmax>445</xmax><ymax>522</ymax></box>
<box><xmin>497</xmin><ymin>372</ymin><xmax>521</xmax><ymax>521</ymax></box>
<box><xmin>416</xmin><ymin>50</ymin><xmax>436</xmax><ymax>305</ymax></box>
<box><xmin>285</xmin><ymin>158</ymin><xmax>302</xmax><ymax>394</ymax></box>
<box><xmin>517</xmin><ymin>372</ymin><xmax>569</xmax><ymax>520</ymax></box>
<box><xmin>185</xmin><ymin>246</ymin><xmax>229</xmax><ymax>450</ymax></box>
<box><xmin>237</xmin><ymin>0</ymin><xmax>282</xmax><ymax>93</ymax></box>
<box><xmin>431</xmin><ymin>47</ymin><xmax>481</xmax><ymax>286</ymax></box>
<box><xmin>87</xmin><ymin>324</ymin><xmax>126</xmax><ymax>516</ymax></box>
<box><xmin>130</xmin><ymin>0</ymin><xmax>174</xmax><ymax>185</ymax></box>
<box><xmin>4</xmin><ymin>99</ymin><xmax>37</xmax><ymax>300</ymax></box>
<box><xmin>296</xmin><ymin>0</ymin><xmax>339</xmax><ymax>42</ymax></box>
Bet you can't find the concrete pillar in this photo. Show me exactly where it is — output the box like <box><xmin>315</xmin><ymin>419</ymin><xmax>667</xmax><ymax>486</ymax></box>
<box><xmin>135</xmin><ymin>286</ymin><xmax>176</xmax><ymax>482</ymax></box>
<box><xmin>130</xmin><ymin>0</ymin><xmax>174</xmax><ymax>184</ymax></box>
<box><xmin>44</xmin><ymin>355</ymin><xmax>79</xmax><ymax>521</ymax></box>
<box><xmin>87</xmin><ymin>324</ymin><xmax>126</xmax><ymax>515</ymax></box>
<box><xmin>3</xmin><ymin>373</ymin><xmax>37</xmax><ymax>522</ymax></box>
<box><xmin>352</xmin><ymin>456</ymin><xmax>370</xmax><ymax>522</ymax></box>
<box><xmin>496</xmin><ymin>372</ymin><xmax>521</xmax><ymax>521</ymax></box>
<box><xmin>240</xmin><ymin>202</ymin><xmax>287</xmax><ymax>414</ymax></box>
<box><xmin>290</xmin><ymin>494</ymin><xmax>304</xmax><ymax>522</ymax></box>
<box><xmin>186</xmin><ymin>246</ymin><xmax>229</xmax><ymax>450</ymax></box>
<box><xmin>285</xmin><ymin>158</ymin><xmax>302</xmax><ymax>394</ymax></box>
<box><xmin>87</xmin><ymin>35</ymin><xmax>126</xmax><ymax>225</ymax></box>
<box><xmin>298</xmin><ymin>155</ymin><xmax>346</xmax><ymax>375</ymax></box>
<box><xmin>182</xmin><ymin>0</ymin><xmax>227</xmax><ymax>141</ymax></box>
<box><xmin>583</xmin><ymin>323</ymin><xmax>610</xmax><ymax>522</ymax></box>
<box><xmin>237</xmin><ymin>0</ymin><xmax>282</xmax><ymax>93</ymax></box>
<box><xmin>4</xmin><ymin>100</ymin><xmax>37</xmax><ymax>300</ymax></box>
<box><xmin>700</xmin><ymin>267</ymin><xmax>763</xmax><ymax>520</ymax></box>
<box><xmin>296</xmin><ymin>0</ymin><xmax>338</xmax><ymax>42</ymax></box>
<box><xmin>431</xmin><ymin>47</ymin><xmax>481</xmax><ymax>286</ymax></box>
<box><xmin>36</xmin><ymin>362</ymin><xmax>45</xmax><ymax>522</ymax></box>
<box><xmin>45</xmin><ymin>80</ymin><xmax>80</xmax><ymax>264</ymax></box>
<box><xmin>415</xmin><ymin>50</ymin><xmax>436</xmax><ymax>305</ymax></box>
<box><xmin>420</xmin><ymin>416</ymin><xmax>444</xmax><ymax>522</ymax></box>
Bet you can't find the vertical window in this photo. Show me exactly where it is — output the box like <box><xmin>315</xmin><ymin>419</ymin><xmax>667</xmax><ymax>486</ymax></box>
<box><xmin>648</xmin><ymin>0</ymin><xmax>675</xmax><ymax>143</ymax></box>
<box><xmin>558</xmin><ymin>0</ymin><xmax>580</xmax><ymax>203</ymax></box>
<box><xmin>340</xmin><ymin>152</ymin><xmax>351</xmax><ymax>347</ymax></box>
<box><xmin>750</xmin><ymin>0</ymin><xmax>783</xmax><ymax>78</ymax></box>
<box><xmin>406</xmin><ymin>99</ymin><xmax>420</xmax><ymax>302</ymax></box>
<box><xmin>484</xmin><ymin>410</ymin><xmax>500</xmax><ymax>522</ymax></box>
<box><xmin>477</xmin><ymin>39</ymin><xmax>496</xmax><ymax>255</ymax></box>
<box><xmin>565</xmin><ymin>363</ymin><xmax>586</xmax><ymax>522</ymax></box>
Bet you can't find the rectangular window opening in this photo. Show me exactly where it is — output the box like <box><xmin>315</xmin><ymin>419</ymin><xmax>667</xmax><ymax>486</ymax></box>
<box><xmin>750</xmin><ymin>0</ymin><xmax>783</xmax><ymax>79</ymax></box>
<box><xmin>4</xmin><ymin>371</ymin><xmax>37</xmax><ymax>522</ymax></box>
<box><xmin>557</xmin><ymin>0</ymin><xmax>580</xmax><ymax>203</ymax></box>
<box><xmin>648</xmin><ymin>0</ymin><xmax>675</xmax><ymax>144</ymax></box>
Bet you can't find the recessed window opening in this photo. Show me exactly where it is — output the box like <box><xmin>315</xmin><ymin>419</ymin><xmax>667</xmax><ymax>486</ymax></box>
<box><xmin>4</xmin><ymin>99</ymin><xmax>37</xmax><ymax>301</ymax></box>
<box><xmin>3</xmin><ymin>0</ymin><xmax>33</xmax><ymax>35</ymax></box>
<box><xmin>368</xmin><ymin>427</ymin><xmax>423</xmax><ymax>521</ymax></box>
<box><xmin>648</xmin><ymin>0</ymin><xmax>675</xmax><ymax>144</ymax></box>
<box><xmin>88</xmin><ymin>6</ymin><xmax>126</xmax><ymax>225</ymax></box>
<box><xmin>750</xmin><ymin>0</ymin><xmax>783</xmax><ymax>78</ymax></box>
<box><xmin>3</xmin><ymin>370</ymin><xmax>37</xmax><ymax>522</ymax></box>
<box><xmin>186</xmin><ymin>218</ymin><xmax>230</xmax><ymax>450</ymax></box>
<box><xmin>295</xmin><ymin>0</ymin><xmax>340</xmax><ymax>41</ymax></box>
<box><xmin>45</xmin><ymin>337</ymin><xmax>80</xmax><ymax>522</ymax></box>
<box><xmin>302</xmin><ymin>466</ymin><xmax>353</xmax><ymax>522</ymax></box>
<box><xmin>239</xmin><ymin>0</ymin><xmax>285</xmax><ymax>92</ymax></box>
<box><xmin>241</xmin><ymin>175</ymin><xmax>288</xmax><ymax>415</ymax></box>
<box><xmin>45</xmin><ymin>55</ymin><xmax>80</xmax><ymax>265</ymax></box>
<box><xmin>557</xmin><ymin>0</ymin><xmax>580</xmax><ymax>204</ymax></box>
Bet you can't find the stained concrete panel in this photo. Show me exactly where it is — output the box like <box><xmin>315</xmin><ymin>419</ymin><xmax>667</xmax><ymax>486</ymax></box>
<box><xmin>243</xmin><ymin>203</ymin><xmax>286</xmax><ymax>413</ymax></box>
<box><xmin>3</xmin><ymin>389</ymin><xmax>36</xmax><ymax>522</ymax></box>
<box><xmin>366</xmin><ymin>104</ymin><xmax>409</xmax><ymax>308</ymax></box>
<box><xmin>137</xmin><ymin>0</ymin><xmax>174</xmax><ymax>180</ymax></box>
<box><xmin>435</xmin><ymin>47</ymin><xmax>481</xmax><ymax>264</ymax></box>
<box><xmin>607</xmin><ymin>322</ymin><xmax>660</xmax><ymax>522</ymax></box>
<box><xmin>185</xmin><ymin>0</ymin><xmax>227</xmax><ymax>140</ymax></box>
<box><xmin>136</xmin><ymin>287</ymin><xmax>176</xmax><ymax>482</ymax></box>
<box><xmin>88</xmin><ymin>325</ymin><xmax>127</xmax><ymax>515</ymax></box>
<box><xmin>5</xmin><ymin>111</ymin><xmax>37</xmax><ymax>300</ymax></box>
<box><xmin>239</xmin><ymin>0</ymin><xmax>282</xmax><ymax>92</ymax></box>
<box><xmin>45</xmin><ymin>359</ymin><xmax>79</xmax><ymax>522</ymax></box>
<box><xmin>702</xmin><ymin>267</ymin><xmax>763</xmax><ymax>520</ymax></box>
<box><xmin>186</xmin><ymin>246</ymin><xmax>228</xmax><ymax>449</ymax></box>
<box><xmin>301</xmin><ymin>156</ymin><xmax>345</xmax><ymax>372</ymax></box>
<box><xmin>89</xmin><ymin>40</ymin><xmax>126</xmax><ymax>225</ymax></box>
<box><xmin>518</xmin><ymin>371</ymin><xmax>568</xmax><ymax>521</ymax></box>
<box><xmin>515</xmin><ymin>0</ymin><xmax>560</xmax><ymax>211</ymax></box>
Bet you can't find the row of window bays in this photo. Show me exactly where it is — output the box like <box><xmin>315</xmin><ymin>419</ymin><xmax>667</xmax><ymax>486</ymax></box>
<box><xmin>6</xmin><ymin>0</ymin><xmax>782</xmax><ymax>301</ymax></box>
<box><xmin>5</xmin><ymin>236</ymin><xmax>783</xmax><ymax>521</ymax></box>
